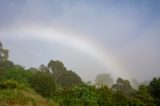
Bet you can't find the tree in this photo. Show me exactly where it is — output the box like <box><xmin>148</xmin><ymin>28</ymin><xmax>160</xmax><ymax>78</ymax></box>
<box><xmin>2</xmin><ymin>65</ymin><xmax>33</xmax><ymax>85</ymax></box>
<box><xmin>47</xmin><ymin>60</ymin><xmax>83</xmax><ymax>87</ymax></box>
<box><xmin>97</xmin><ymin>86</ymin><xmax>113</xmax><ymax>106</ymax></box>
<box><xmin>62</xmin><ymin>85</ymin><xmax>99</xmax><ymax>106</ymax></box>
<box><xmin>95</xmin><ymin>73</ymin><xmax>113</xmax><ymax>87</ymax></box>
<box><xmin>112</xmin><ymin>77</ymin><xmax>133</xmax><ymax>96</ymax></box>
<box><xmin>134</xmin><ymin>85</ymin><xmax>156</xmax><ymax>106</ymax></box>
<box><xmin>48</xmin><ymin>60</ymin><xmax>66</xmax><ymax>74</ymax></box>
<box><xmin>39</xmin><ymin>64</ymin><xmax>49</xmax><ymax>73</ymax></box>
<box><xmin>48</xmin><ymin>60</ymin><xmax>68</xmax><ymax>83</ymax></box>
<box><xmin>29</xmin><ymin>71</ymin><xmax>55</xmax><ymax>97</ymax></box>
<box><xmin>0</xmin><ymin>42</ymin><xmax>12</xmax><ymax>79</ymax></box>
<box><xmin>27</xmin><ymin>67</ymin><xmax>39</xmax><ymax>74</ymax></box>
<box><xmin>149</xmin><ymin>77</ymin><xmax>160</xmax><ymax>105</ymax></box>
<box><xmin>149</xmin><ymin>77</ymin><xmax>160</xmax><ymax>98</ymax></box>
<box><xmin>60</xmin><ymin>70</ymin><xmax>83</xmax><ymax>87</ymax></box>
<box><xmin>0</xmin><ymin>60</ymin><xmax>14</xmax><ymax>70</ymax></box>
<box><xmin>112</xmin><ymin>91</ymin><xmax>129</xmax><ymax>106</ymax></box>
<box><xmin>0</xmin><ymin>41</ymin><xmax>9</xmax><ymax>62</ymax></box>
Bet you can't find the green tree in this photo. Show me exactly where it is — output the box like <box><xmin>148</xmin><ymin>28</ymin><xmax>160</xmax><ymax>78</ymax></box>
<box><xmin>0</xmin><ymin>42</ymin><xmax>14</xmax><ymax>79</ymax></box>
<box><xmin>29</xmin><ymin>71</ymin><xmax>55</xmax><ymax>97</ymax></box>
<box><xmin>48</xmin><ymin>60</ymin><xmax>68</xmax><ymax>84</ymax></box>
<box><xmin>112</xmin><ymin>91</ymin><xmax>129</xmax><ymax>106</ymax></box>
<box><xmin>134</xmin><ymin>85</ymin><xmax>156</xmax><ymax>106</ymax></box>
<box><xmin>0</xmin><ymin>60</ymin><xmax>14</xmax><ymax>70</ymax></box>
<box><xmin>0</xmin><ymin>41</ymin><xmax>9</xmax><ymax>62</ymax></box>
<box><xmin>48</xmin><ymin>60</ymin><xmax>83</xmax><ymax>87</ymax></box>
<box><xmin>112</xmin><ymin>77</ymin><xmax>133</xmax><ymax>96</ymax></box>
<box><xmin>39</xmin><ymin>64</ymin><xmax>49</xmax><ymax>73</ymax></box>
<box><xmin>97</xmin><ymin>86</ymin><xmax>113</xmax><ymax>106</ymax></box>
<box><xmin>62</xmin><ymin>85</ymin><xmax>98</xmax><ymax>106</ymax></box>
<box><xmin>48</xmin><ymin>60</ymin><xmax>66</xmax><ymax>74</ymax></box>
<box><xmin>2</xmin><ymin>65</ymin><xmax>33</xmax><ymax>85</ymax></box>
<box><xmin>149</xmin><ymin>77</ymin><xmax>160</xmax><ymax>105</ymax></box>
<box><xmin>60</xmin><ymin>70</ymin><xmax>83</xmax><ymax>87</ymax></box>
<box><xmin>27</xmin><ymin>67</ymin><xmax>39</xmax><ymax>74</ymax></box>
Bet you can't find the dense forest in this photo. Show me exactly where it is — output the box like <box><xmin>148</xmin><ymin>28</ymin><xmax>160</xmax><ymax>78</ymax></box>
<box><xmin>0</xmin><ymin>41</ymin><xmax>160</xmax><ymax>106</ymax></box>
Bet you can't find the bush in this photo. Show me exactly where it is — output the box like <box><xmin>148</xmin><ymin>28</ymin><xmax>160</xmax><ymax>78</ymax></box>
<box><xmin>61</xmin><ymin>85</ymin><xmax>99</xmax><ymax>106</ymax></box>
<box><xmin>0</xmin><ymin>80</ymin><xmax>20</xmax><ymax>89</ymax></box>
<box><xmin>2</xmin><ymin>66</ymin><xmax>33</xmax><ymax>85</ymax></box>
<box><xmin>0</xmin><ymin>89</ymin><xmax>35</xmax><ymax>105</ymax></box>
<box><xmin>29</xmin><ymin>71</ymin><xmax>55</xmax><ymax>97</ymax></box>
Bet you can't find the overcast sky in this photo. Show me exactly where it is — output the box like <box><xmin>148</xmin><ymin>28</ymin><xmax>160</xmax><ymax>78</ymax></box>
<box><xmin>0</xmin><ymin>0</ymin><xmax>160</xmax><ymax>82</ymax></box>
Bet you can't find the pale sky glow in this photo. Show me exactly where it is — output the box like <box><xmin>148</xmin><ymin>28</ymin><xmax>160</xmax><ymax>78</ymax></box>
<box><xmin>0</xmin><ymin>0</ymin><xmax>160</xmax><ymax>81</ymax></box>
<box><xmin>1</xmin><ymin>25</ymin><xmax>129</xmax><ymax>80</ymax></box>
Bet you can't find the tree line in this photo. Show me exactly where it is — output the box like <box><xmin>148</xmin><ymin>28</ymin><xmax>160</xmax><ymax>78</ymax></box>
<box><xmin>0</xmin><ymin>41</ymin><xmax>160</xmax><ymax>106</ymax></box>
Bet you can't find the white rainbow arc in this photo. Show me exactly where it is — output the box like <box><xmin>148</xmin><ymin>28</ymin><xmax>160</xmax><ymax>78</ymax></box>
<box><xmin>1</xmin><ymin>25</ymin><xmax>129</xmax><ymax>79</ymax></box>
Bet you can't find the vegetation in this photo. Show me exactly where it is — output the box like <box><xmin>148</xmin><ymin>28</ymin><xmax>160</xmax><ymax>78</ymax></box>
<box><xmin>29</xmin><ymin>71</ymin><xmax>55</xmax><ymax>97</ymax></box>
<box><xmin>0</xmin><ymin>41</ymin><xmax>160</xmax><ymax>106</ymax></box>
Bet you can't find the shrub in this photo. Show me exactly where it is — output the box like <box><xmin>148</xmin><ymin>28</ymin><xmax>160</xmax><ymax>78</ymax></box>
<box><xmin>29</xmin><ymin>71</ymin><xmax>55</xmax><ymax>97</ymax></box>
<box><xmin>0</xmin><ymin>80</ymin><xmax>20</xmax><ymax>89</ymax></box>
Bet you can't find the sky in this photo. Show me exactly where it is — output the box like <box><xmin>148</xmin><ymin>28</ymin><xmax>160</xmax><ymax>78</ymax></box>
<box><xmin>0</xmin><ymin>0</ymin><xmax>160</xmax><ymax>82</ymax></box>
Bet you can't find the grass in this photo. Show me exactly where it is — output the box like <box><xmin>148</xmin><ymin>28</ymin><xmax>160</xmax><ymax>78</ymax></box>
<box><xmin>0</xmin><ymin>88</ymin><xmax>59</xmax><ymax>106</ymax></box>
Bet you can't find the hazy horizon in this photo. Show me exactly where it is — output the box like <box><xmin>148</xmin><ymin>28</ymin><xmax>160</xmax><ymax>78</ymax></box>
<box><xmin>1</xmin><ymin>0</ymin><xmax>160</xmax><ymax>82</ymax></box>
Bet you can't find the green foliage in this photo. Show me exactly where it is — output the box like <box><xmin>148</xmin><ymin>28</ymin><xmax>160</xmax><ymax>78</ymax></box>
<box><xmin>60</xmin><ymin>70</ymin><xmax>83</xmax><ymax>87</ymax></box>
<box><xmin>149</xmin><ymin>77</ymin><xmax>160</xmax><ymax>98</ymax></box>
<box><xmin>29</xmin><ymin>71</ymin><xmax>55</xmax><ymax>97</ymax></box>
<box><xmin>0</xmin><ymin>60</ymin><xmax>14</xmax><ymax>70</ymax></box>
<box><xmin>61</xmin><ymin>85</ymin><xmax>99</xmax><ymax>106</ymax></box>
<box><xmin>112</xmin><ymin>77</ymin><xmax>133</xmax><ymax>96</ymax></box>
<box><xmin>27</xmin><ymin>67</ymin><xmax>39</xmax><ymax>74</ymax></box>
<box><xmin>48</xmin><ymin>60</ymin><xmax>66</xmax><ymax>74</ymax></box>
<box><xmin>149</xmin><ymin>77</ymin><xmax>160</xmax><ymax>105</ymax></box>
<box><xmin>112</xmin><ymin>91</ymin><xmax>129</xmax><ymax>106</ymax></box>
<box><xmin>0</xmin><ymin>89</ymin><xmax>35</xmax><ymax>105</ymax></box>
<box><xmin>0</xmin><ymin>41</ymin><xmax>160</xmax><ymax>106</ymax></box>
<box><xmin>97</xmin><ymin>86</ymin><xmax>113</xmax><ymax>106</ymax></box>
<box><xmin>47</xmin><ymin>60</ymin><xmax>83</xmax><ymax>87</ymax></box>
<box><xmin>128</xmin><ymin>98</ymin><xmax>144</xmax><ymax>106</ymax></box>
<box><xmin>0</xmin><ymin>88</ymin><xmax>58</xmax><ymax>106</ymax></box>
<box><xmin>0</xmin><ymin>80</ymin><xmax>20</xmax><ymax>89</ymax></box>
<box><xmin>131</xmin><ymin>85</ymin><xmax>155</xmax><ymax>106</ymax></box>
<box><xmin>2</xmin><ymin>65</ymin><xmax>33</xmax><ymax>85</ymax></box>
<box><xmin>39</xmin><ymin>64</ymin><xmax>50</xmax><ymax>73</ymax></box>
